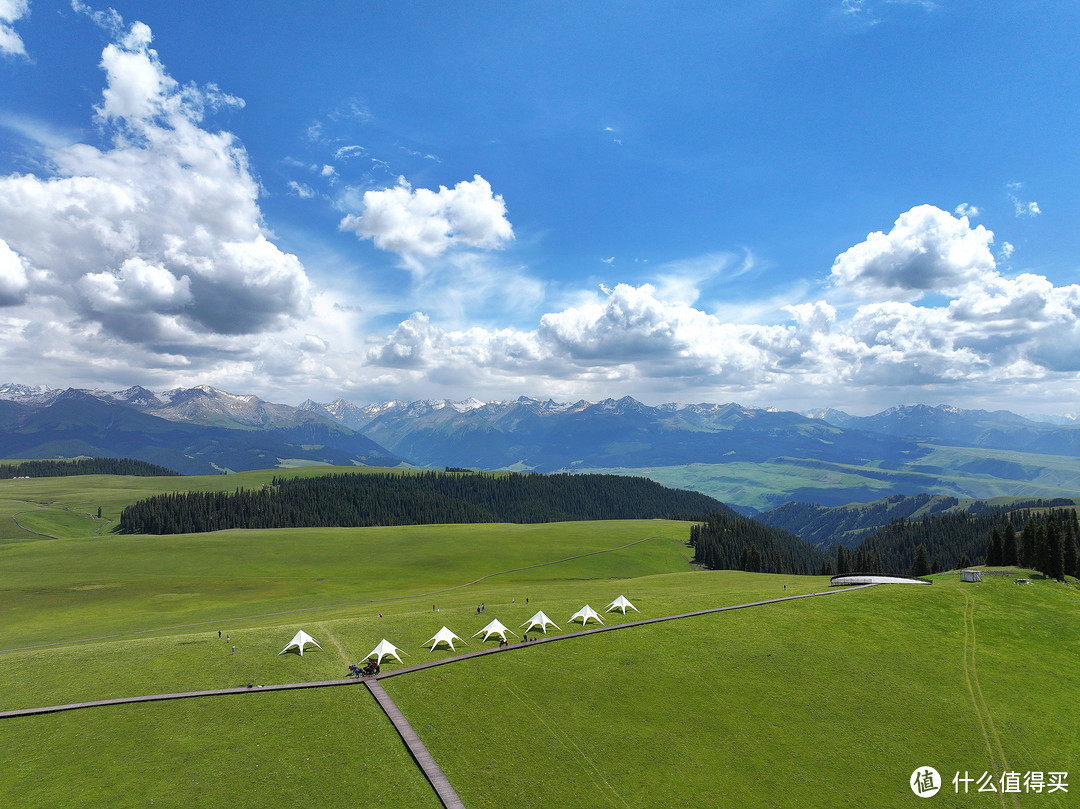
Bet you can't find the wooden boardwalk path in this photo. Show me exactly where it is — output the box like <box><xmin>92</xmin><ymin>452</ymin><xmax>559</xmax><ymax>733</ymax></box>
<box><xmin>366</xmin><ymin>679</ymin><xmax>466</xmax><ymax>809</ymax></box>
<box><xmin>0</xmin><ymin>677</ymin><xmax>367</xmax><ymax>718</ymax></box>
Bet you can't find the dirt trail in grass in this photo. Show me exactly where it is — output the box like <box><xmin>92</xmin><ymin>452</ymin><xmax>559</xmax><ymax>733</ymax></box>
<box><xmin>9</xmin><ymin>508</ymin><xmax>56</xmax><ymax>539</ymax></box>
<box><xmin>1</xmin><ymin>533</ymin><xmax>672</xmax><ymax>653</ymax></box>
<box><xmin>961</xmin><ymin>589</ymin><xmax>1015</xmax><ymax>809</ymax></box>
<box><xmin>317</xmin><ymin>623</ymin><xmax>351</xmax><ymax>665</ymax></box>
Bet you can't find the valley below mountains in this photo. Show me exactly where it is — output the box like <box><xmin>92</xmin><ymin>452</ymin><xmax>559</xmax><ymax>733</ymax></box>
<box><xmin>3</xmin><ymin>383</ymin><xmax>1080</xmax><ymax>511</ymax></box>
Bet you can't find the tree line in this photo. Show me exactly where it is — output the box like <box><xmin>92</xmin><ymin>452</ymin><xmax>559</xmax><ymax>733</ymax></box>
<box><xmin>116</xmin><ymin>470</ymin><xmax>726</xmax><ymax>534</ymax></box>
<box><xmin>689</xmin><ymin>511</ymin><xmax>828</xmax><ymax>575</ymax></box>
<box><xmin>851</xmin><ymin>506</ymin><xmax>1079</xmax><ymax>579</ymax></box>
<box><xmin>0</xmin><ymin>457</ymin><xmax>178</xmax><ymax>479</ymax></box>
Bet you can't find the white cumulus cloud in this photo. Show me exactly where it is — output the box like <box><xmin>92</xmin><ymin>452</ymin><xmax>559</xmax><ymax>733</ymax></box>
<box><xmin>0</xmin><ymin>17</ymin><xmax>311</xmax><ymax>346</ymax></box>
<box><xmin>339</xmin><ymin>174</ymin><xmax>514</xmax><ymax>265</ymax></box>
<box><xmin>0</xmin><ymin>237</ymin><xmax>30</xmax><ymax>305</ymax></box>
<box><xmin>830</xmin><ymin>204</ymin><xmax>996</xmax><ymax>301</ymax></box>
<box><xmin>0</xmin><ymin>0</ymin><xmax>29</xmax><ymax>57</ymax></box>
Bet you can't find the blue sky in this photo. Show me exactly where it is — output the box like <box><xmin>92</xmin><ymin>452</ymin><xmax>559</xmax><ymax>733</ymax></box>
<box><xmin>1</xmin><ymin>1</ymin><xmax>1078</xmax><ymax>414</ymax></box>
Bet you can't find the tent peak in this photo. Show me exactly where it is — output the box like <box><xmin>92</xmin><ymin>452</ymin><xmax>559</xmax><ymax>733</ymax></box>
<box><xmin>278</xmin><ymin>630</ymin><xmax>322</xmax><ymax>656</ymax></box>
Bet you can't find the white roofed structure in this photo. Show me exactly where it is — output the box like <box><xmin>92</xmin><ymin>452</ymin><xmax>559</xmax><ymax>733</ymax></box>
<box><xmin>569</xmin><ymin>605</ymin><xmax>604</xmax><ymax>626</ymax></box>
<box><xmin>606</xmin><ymin>595</ymin><xmax>639</xmax><ymax>614</ymax></box>
<box><xmin>830</xmin><ymin>575</ymin><xmax>931</xmax><ymax>586</ymax></box>
<box><xmin>521</xmin><ymin>611</ymin><xmax>560</xmax><ymax>634</ymax></box>
<box><xmin>277</xmin><ymin>630</ymin><xmax>322</xmax><ymax>656</ymax></box>
<box><xmin>425</xmin><ymin>626</ymin><xmax>467</xmax><ymax>652</ymax></box>
<box><xmin>473</xmin><ymin>618</ymin><xmax>518</xmax><ymax>642</ymax></box>
<box><xmin>366</xmin><ymin>638</ymin><xmax>410</xmax><ymax>665</ymax></box>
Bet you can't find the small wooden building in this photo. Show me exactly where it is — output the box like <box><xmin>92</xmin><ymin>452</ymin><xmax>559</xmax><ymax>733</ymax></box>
<box><xmin>961</xmin><ymin>569</ymin><xmax>982</xmax><ymax>583</ymax></box>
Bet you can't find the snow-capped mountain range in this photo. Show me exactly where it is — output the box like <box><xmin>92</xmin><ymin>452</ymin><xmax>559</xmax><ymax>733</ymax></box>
<box><xmin>4</xmin><ymin>382</ymin><xmax>1080</xmax><ymax>508</ymax></box>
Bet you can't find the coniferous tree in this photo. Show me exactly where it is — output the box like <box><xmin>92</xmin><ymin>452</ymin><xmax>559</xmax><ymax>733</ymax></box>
<box><xmin>1064</xmin><ymin>517</ymin><xmax>1079</xmax><ymax>578</ymax></box>
<box><xmin>1001</xmin><ymin>522</ymin><xmax>1018</xmax><ymax>566</ymax></box>
<box><xmin>1020</xmin><ymin>520</ymin><xmax>1038</xmax><ymax>569</ymax></box>
<box><xmin>1045</xmin><ymin>513</ymin><xmax>1065</xmax><ymax>580</ymax></box>
<box><xmin>957</xmin><ymin>552</ymin><xmax>972</xmax><ymax>569</ymax></box>
<box><xmin>986</xmin><ymin>528</ymin><xmax>1003</xmax><ymax>566</ymax></box>
<box><xmin>1064</xmin><ymin>533</ymin><xmax>1079</xmax><ymax>580</ymax></box>
<box><xmin>911</xmin><ymin>544</ymin><xmax>931</xmax><ymax>577</ymax></box>
<box><xmin>746</xmin><ymin>545</ymin><xmax>762</xmax><ymax>573</ymax></box>
<box><xmin>1034</xmin><ymin>522</ymin><xmax>1050</xmax><ymax>577</ymax></box>
<box><xmin>820</xmin><ymin>560</ymin><xmax>834</xmax><ymax>576</ymax></box>
<box><xmin>931</xmin><ymin>556</ymin><xmax>942</xmax><ymax>574</ymax></box>
<box><xmin>836</xmin><ymin>545</ymin><xmax>852</xmax><ymax>576</ymax></box>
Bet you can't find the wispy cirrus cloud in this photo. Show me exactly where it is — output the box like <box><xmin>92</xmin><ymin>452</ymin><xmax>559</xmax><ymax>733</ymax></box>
<box><xmin>1007</xmin><ymin>181</ymin><xmax>1041</xmax><ymax>218</ymax></box>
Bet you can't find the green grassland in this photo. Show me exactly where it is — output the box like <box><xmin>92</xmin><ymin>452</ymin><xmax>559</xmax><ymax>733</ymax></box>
<box><xmin>384</xmin><ymin>573</ymin><xmax>1079</xmax><ymax>808</ymax></box>
<box><xmin>1</xmin><ymin>685</ymin><xmax>444</xmax><ymax>809</ymax></box>
<box><xmin>0</xmin><ymin>466</ymin><xmax>408</xmax><ymax>541</ymax></box>
<box><xmin>0</xmin><ymin>519</ymin><xmax>695</xmax><ymax>653</ymax></box>
<box><xmin>2</xmin><ymin>470</ymin><xmax>1078</xmax><ymax>808</ymax></box>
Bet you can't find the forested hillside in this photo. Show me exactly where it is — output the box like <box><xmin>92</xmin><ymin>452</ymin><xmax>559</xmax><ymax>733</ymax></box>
<box><xmin>117</xmin><ymin>471</ymin><xmax>730</xmax><ymax>534</ymax></box>
<box><xmin>0</xmin><ymin>457</ymin><xmax>178</xmax><ymax>479</ymax></box>
<box><xmin>852</xmin><ymin>506</ymin><xmax>1080</xmax><ymax>579</ymax></box>
<box><xmin>690</xmin><ymin>512</ymin><xmax>828</xmax><ymax>575</ymax></box>
<box><xmin>761</xmin><ymin>494</ymin><xmax>1076</xmax><ymax>549</ymax></box>
<box><xmin>759</xmin><ymin>494</ymin><xmax>962</xmax><ymax>548</ymax></box>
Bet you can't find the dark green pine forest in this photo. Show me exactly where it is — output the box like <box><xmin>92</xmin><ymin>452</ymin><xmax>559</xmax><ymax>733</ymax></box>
<box><xmin>0</xmin><ymin>457</ymin><xmax>178</xmax><ymax>479</ymax></box>
<box><xmin>851</xmin><ymin>506</ymin><xmax>1080</xmax><ymax>580</ymax></box>
<box><xmin>117</xmin><ymin>471</ymin><xmax>730</xmax><ymax>534</ymax></box>
<box><xmin>689</xmin><ymin>512</ymin><xmax>829</xmax><ymax>575</ymax></box>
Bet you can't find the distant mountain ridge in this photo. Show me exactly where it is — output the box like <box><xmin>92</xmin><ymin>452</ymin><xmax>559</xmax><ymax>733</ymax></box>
<box><xmin>300</xmin><ymin>394</ymin><xmax>919</xmax><ymax>472</ymax></box>
<box><xmin>807</xmin><ymin>403</ymin><xmax>1080</xmax><ymax>457</ymax></box>
<box><xmin>5</xmin><ymin>383</ymin><xmax>1080</xmax><ymax>509</ymax></box>
<box><xmin>0</xmin><ymin>385</ymin><xmax>402</xmax><ymax>474</ymax></box>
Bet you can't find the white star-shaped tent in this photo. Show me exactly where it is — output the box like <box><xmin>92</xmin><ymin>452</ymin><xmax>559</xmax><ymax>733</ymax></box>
<box><xmin>521</xmin><ymin>611</ymin><xmax>560</xmax><ymax>634</ymax></box>
<box><xmin>568</xmin><ymin>605</ymin><xmax>605</xmax><ymax>626</ymax></box>
<box><xmin>365</xmin><ymin>638</ymin><xmax>410</xmax><ymax>665</ymax></box>
<box><xmin>473</xmin><ymin>618</ymin><xmax>518</xmax><ymax>642</ymax></box>
<box><xmin>425</xmin><ymin>626</ymin><xmax>467</xmax><ymax>652</ymax></box>
<box><xmin>606</xmin><ymin>595</ymin><xmax>639</xmax><ymax>614</ymax></box>
<box><xmin>277</xmin><ymin>629</ymin><xmax>322</xmax><ymax>656</ymax></box>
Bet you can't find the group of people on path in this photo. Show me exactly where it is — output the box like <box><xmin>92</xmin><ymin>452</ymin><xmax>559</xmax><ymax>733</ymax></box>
<box><xmin>498</xmin><ymin>635</ymin><xmax>539</xmax><ymax>647</ymax></box>
<box><xmin>348</xmin><ymin>659</ymin><xmax>380</xmax><ymax>678</ymax></box>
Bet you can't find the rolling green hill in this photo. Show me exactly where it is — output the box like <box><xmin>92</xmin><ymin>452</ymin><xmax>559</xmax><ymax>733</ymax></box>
<box><xmin>2</xmin><ymin>472</ymin><xmax>1077</xmax><ymax>808</ymax></box>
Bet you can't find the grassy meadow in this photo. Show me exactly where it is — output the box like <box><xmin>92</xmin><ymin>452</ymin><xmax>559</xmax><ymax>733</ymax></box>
<box><xmin>0</xmin><ymin>466</ymin><xmax>407</xmax><ymax>541</ymax></box>
<box><xmin>2</xmin><ymin>470</ymin><xmax>1078</xmax><ymax>808</ymax></box>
